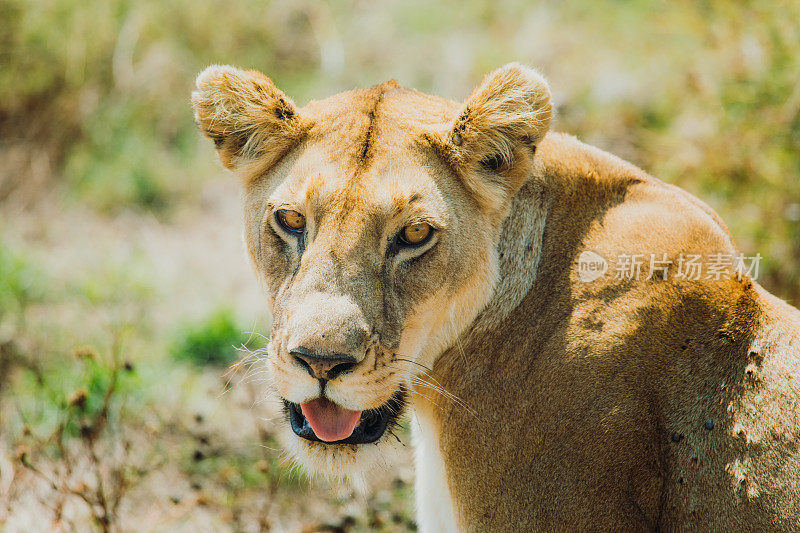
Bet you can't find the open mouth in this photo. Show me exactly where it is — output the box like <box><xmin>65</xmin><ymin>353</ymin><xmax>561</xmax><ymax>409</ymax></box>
<box><xmin>284</xmin><ymin>388</ymin><xmax>406</xmax><ymax>445</ymax></box>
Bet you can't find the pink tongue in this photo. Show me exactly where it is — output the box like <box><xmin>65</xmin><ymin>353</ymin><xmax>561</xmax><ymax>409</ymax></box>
<box><xmin>300</xmin><ymin>398</ymin><xmax>362</xmax><ymax>442</ymax></box>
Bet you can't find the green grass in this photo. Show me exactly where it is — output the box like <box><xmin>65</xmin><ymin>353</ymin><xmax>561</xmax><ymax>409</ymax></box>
<box><xmin>171</xmin><ymin>307</ymin><xmax>263</xmax><ymax>367</ymax></box>
<box><xmin>0</xmin><ymin>243</ymin><xmax>45</xmax><ymax>324</ymax></box>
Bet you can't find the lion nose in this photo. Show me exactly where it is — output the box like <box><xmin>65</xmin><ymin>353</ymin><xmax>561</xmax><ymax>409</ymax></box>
<box><xmin>290</xmin><ymin>347</ymin><xmax>359</xmax><ymax>381</ymax></box>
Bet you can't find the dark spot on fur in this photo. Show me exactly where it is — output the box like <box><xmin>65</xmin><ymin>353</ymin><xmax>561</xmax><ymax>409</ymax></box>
<box><xmin>274</xmin><ymin>97</ymin><xmax>295</xmax><ymax>120</ymax></box>
<box><xmin>357</xmin><ymin>85</ymin><xmax>395</xmax><ymax>166</ymax></box>
<box><xmin>361</xmin><ymin>110</ymin><xmax>376</xmax><ymax>161</ymax></box>
<box><xmin>678</xmin><ymin>477</ymin><xmax>683</xmax><ymax>484</ymax></box>
<box><xmin>671</xmin><ymin>433</ymin><xmax>684</xmax><ymax>443</ymax></box>
<box><xmin>480</xmin><ymin>152</ymin><xmax>506</xmax><ymax>173</ymax></box>
<box><xmin>275</xmin><ymin>104</ymin><xmax>294</xmax><ymax>120</ymax></box>
<box><xmin>450</xmin><ymin>107</ymin><xmax>470</xmax><ymax>147</ymax></box>
<box><xmin>749</xmin><ymin>351</ymin><xmax>764</xmax><ymax>367</ymax></box>
<box><xmin>704</xmin><ymin>419</ymin><xmax>714</xmax><ymax>430</ymax></box>
<box><xmin>691</xmin><ymin>454</ymin><xmax>698</xmax><ymax>462</ymax></box>
<box><xmin>455</xmin><ymin>107</ymin><xmax>470</xmax><ymax>128</ymax></box>
<box><xmin>229</xmin><ymin>131</ymin><xmax>248</xmax><ymax>153</ymax></box>
<box><xmin>716</xmin><ymin>330</ymin><xmax>734</xmax><ymax>342</ymax></box>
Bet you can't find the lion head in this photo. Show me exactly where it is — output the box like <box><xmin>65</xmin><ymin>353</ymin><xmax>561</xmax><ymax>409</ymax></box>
<box><xmin>192</xmin><ymin>63</ymin><xmax>552</xmax><ymax>475</ymax></box>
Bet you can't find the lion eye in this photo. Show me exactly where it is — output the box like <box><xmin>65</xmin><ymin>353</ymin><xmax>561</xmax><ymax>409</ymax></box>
<box><xmin>276</xmin><ymin>209</ymin><xmax>306</xmax><ymax>232</ymax></box>
<box><xmin>399</xmin><ymin>223</ymin><xmax>433</xmax><ymax>246</ymax></box>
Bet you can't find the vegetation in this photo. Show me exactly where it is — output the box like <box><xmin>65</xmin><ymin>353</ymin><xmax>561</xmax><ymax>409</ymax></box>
<box><xmin>0</xmin><ymin>244</ymin><xmax>43</xmax><ymax>321</ymax></box>
<box><xmin>171</xmin><ymin>308</ymin><xmax>260</xmax><ymax>367</ymax></box>
<box><xmin>0</xmin><ymin>0</ymin><xmax>797</xmax><ymax>530</ymax></box>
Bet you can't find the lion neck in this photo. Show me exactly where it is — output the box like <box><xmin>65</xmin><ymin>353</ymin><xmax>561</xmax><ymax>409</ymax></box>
<box><xmin>471</xmin><ymin>174</ymin><xmax>551</xmax><ymax>337</ymax></box>
<box><xmin>409</xmin><ymin>168</ymin><xmax>551</xmax><ymax>531</ymax></box>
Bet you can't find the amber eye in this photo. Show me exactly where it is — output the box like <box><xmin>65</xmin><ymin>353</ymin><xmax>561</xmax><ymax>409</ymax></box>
<box><xmin>276</xmin><ymin>209</ymin><xmax>306</xmax><ymax>232</ymax></box>
<box><xmin>399</xmin><ymin>223</ymin><xmax>433</xmax><ymax>246</ymax></box>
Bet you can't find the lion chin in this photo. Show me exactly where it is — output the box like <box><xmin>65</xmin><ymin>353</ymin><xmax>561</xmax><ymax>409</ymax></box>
<box><xmin>283</xmin><ymin>433</ymin><xmax>400</xmax><ymax>481</ymax></box>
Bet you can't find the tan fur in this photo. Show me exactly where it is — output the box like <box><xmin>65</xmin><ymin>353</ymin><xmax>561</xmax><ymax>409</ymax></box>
<box><xmin>425</xmin><ymin>63</ymin><xmax>552</xmax><ymax>212</ymax></box>
<box><xmin>193</xmin><ymin>63</ymin><xmax>800</xmax><ymax>531</ymax></box>
<box><xmin>192</xmin><ymin>65</ymin><xmax>310</xmax><ymax>174</ymax></box>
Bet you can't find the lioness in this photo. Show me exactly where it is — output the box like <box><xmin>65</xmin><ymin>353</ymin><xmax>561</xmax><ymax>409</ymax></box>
<box><xmin>192</xmin><ymin>63</ymin><xmax>800</xmax><ymax>531</ymax></box>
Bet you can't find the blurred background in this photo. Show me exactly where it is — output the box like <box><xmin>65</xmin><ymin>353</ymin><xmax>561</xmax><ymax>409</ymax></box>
<box><xmin>1</xmin><ymin>0</ymin><xmax>798</xmax><ymax>531</ymax></box>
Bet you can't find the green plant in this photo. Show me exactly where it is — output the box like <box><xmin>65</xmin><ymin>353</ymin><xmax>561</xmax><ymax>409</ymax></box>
<box><xmin>0</xmin><ymin>243</ymin><xmax>44</xmax><ymax>321</ymax></box>
<box><xmin>11</xmin><ymin>341</ymin><xmax>145</xmax><ymax>532</ymax></box>
<box><xmin>171</xmin><ymin>308</ymin><xmax>260</xmax><ymax>367</ymax></box>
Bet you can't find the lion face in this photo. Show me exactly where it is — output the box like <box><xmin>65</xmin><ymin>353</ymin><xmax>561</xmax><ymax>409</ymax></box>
<box><xmin>192</xmin><ymin>64</ymin><xmax>551</xmax><ymax>474</ymax></box>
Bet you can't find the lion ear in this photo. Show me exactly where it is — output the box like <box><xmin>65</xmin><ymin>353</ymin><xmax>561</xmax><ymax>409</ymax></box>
<box><xmin>192</xmin><ymin>65</ymin><xmax>307</xmax><ymax>174</ymax></box>
<box><xmin>430</xmin><ymin>63</ymin><xmax>552</xmax><ymax>210</ymax></box>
